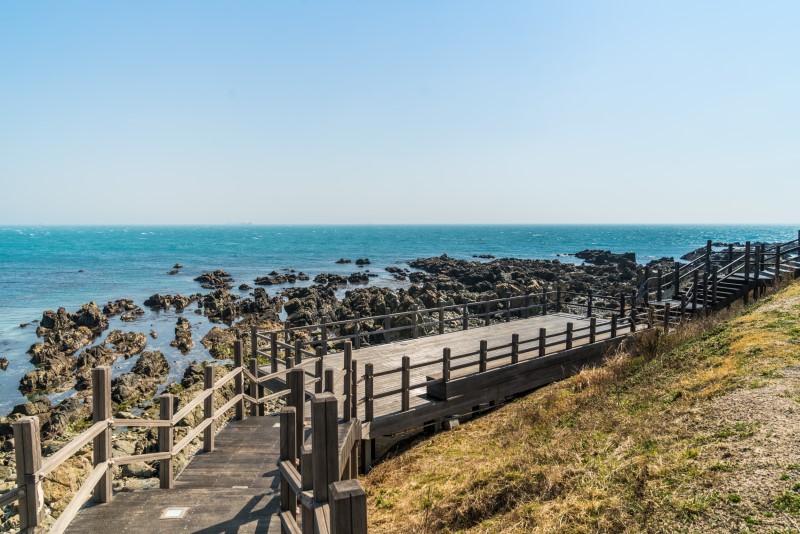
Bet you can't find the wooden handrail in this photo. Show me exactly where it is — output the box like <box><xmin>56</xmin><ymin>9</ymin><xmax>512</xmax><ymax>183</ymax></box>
<box><xmin>39</xmin><ymin>419</ymin><xmax>110</xmax><ymax>479</ymax></box>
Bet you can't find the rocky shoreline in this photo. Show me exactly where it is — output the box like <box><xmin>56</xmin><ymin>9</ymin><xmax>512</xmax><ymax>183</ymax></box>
<box><xmin>0</xmin><ymin>243</ymin><xmax>765</xmax><ymax>530</ymax></box>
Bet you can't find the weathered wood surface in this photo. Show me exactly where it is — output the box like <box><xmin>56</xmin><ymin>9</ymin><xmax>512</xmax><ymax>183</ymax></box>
<box><xmin>66</xmin><ymin>416</ymin><xmax>283</xmax><ymax>533</ymax></box>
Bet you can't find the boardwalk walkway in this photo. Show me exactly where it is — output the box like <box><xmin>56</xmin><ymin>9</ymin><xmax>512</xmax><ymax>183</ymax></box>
<box><xmin>66</xmin><ymin>416</ymin><xmax>283</xmax><ymax>533</ymax></box>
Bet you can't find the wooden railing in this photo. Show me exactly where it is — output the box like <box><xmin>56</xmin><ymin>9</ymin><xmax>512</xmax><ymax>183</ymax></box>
<box><xmin>0</xmin><ymin>338</ymin><xmax>305</xmax><ymax>533</ymax></box>
<box><xmin>277</xmin><ymin>393</ymin><xmax>365</xmax><ymax>534</ymax></box>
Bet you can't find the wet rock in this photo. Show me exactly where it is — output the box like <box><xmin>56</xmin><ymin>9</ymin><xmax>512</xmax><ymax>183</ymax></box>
<box><xmin>254</xmin><ymin>274</ymin><xmax>287</xmax><ymax>285</ymax></box>
<box><xmin>472</xmin><ymin>254</ymin><xmax>496</xmax><ymax>259</ymax></box>
<box><xmin>173</xmin><ymin>263</ymin><xmax>183</xmax><ymax>269</ymax></box>
<box><xmin>348</xmin><ymin>272</ymin><xmax>369</xmax><ymax>284</ymax></box>
<box><xmin>120</xmin><ymin>309</ymin><xmax>145</xmax><ymax>322</ymax></box>
<box><xmin>42</xmin><ymin>397</ymin><xmax>90</xmax><ymax>439</ymax></box>
<box><xmin>355</xmin><ymin>258</ymin><xmax>371</xmax><ymax>266</ymax></box>
<box><xmin>75</xmin><ymin>345</ymin><xmax>115</xmax><ymax>389</ymax></box>
<box><xmin>575</xmin><ymin>250</ymin><xmax>636</xmax><ymax>267</ymax></box>
<box><xmin>167</xmin><ymin>269</ymin><xmax>179</xmax><ymax>275</ymax></box>
<box><xmin>239</xmin><ymin>283</ymin><xmax>252</xmax><ymax>291</ymax></box>
<box><xmin>72</xmin><ymin>302</ymin><xmax>109</xmax><ymax>334</ymax></box>
<box><xmin>102</xmin><ymin>299</ymin><xmax>138</xmax><ymax>317</ymax></box>
<box><xmin>111</xmin><ymin>351</ymin><xmax>170</xmax><ymax>405</ymax></box>
<box><xmin>335</xmin><ymin>258</ymin><xmax>352</xmax><ymax>264</ymax></box>
<box><xmin>313</xmin><ymin>274</ymin><xmax>348</xmax><ymax>286</ymax></box>
<box><xmin>104</xmin><ymin>330</ymin><xmax>147</xmax><ymax>358</ymax></box>
<box><xmin>11</xmin><ymin>397</ymin><xmax>53</xmax><ymax>417</ymax></box>
<box><xmin>149</xmin><ymin>330</ymin><xmax>158</xmax><ymax>339</ymax></box>
<box><xmin>200</xmin><ymin>327</ymin><xmax>236</xmax><ymax>359</ymax></box>
<box><xmin>170</xmin><ymin>317</ymin><xmax>194</xmax><ymax>354</ymax></box>
<box><xmin>194</xmin><ymin>269</ymin><xmax>233</xmax><ymax>290</ymax></box>
<box><xmin>143</xmin><ymin>293</ymin><xmax>198</xmax><ymax>311</ymax></box>
<box><xmin>0</xmin><ymin>358</ymin><xmax>7</xmax><ymax>371</ymax></box>
<box><xmin>181</xmin><ymin>361</ymin><xmax>205</xmax><ymax>388</ymax></box>
<box><xmin>297</xmin><ymin>272</ymin><xmax>310</xmax><ymax>281</ymax></box>
<box><xmin>282</xmin><ymin>286</ymin><xmax>339</xmax><ymax>327</ymax></box>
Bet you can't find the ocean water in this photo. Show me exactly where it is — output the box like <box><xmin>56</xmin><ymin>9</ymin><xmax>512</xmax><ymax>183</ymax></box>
<box><xmin>0</xmin><ymin>224</ymin><xmax>797</xmax><ymax>414</ymax></box>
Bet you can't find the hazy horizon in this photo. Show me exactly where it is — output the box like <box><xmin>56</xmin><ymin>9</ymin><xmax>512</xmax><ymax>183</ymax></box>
<box><xmin>2</xmin><ymin>1</ymin><xmax>799</xmax><ymax>225</ymax></box>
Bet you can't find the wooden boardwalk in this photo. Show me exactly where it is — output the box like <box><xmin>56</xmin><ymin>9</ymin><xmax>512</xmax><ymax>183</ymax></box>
<box><xmin>317</xmin><ymin>312</ymin><xmax>599</xmax><ymax>420</ymax></box>
<box><xmin>66</xmin><ymin>416</ymin><xmax>284</xmax><ymax>533</ymax></box>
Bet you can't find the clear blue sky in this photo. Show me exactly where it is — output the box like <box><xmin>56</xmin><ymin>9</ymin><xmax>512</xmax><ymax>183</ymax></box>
<box><xmin>1</xmin><ymin>1</ymin><xmax>798</xmax><ymax>225</ymax></box>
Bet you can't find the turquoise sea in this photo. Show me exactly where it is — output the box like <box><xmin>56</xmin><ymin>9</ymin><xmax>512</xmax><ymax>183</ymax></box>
<box><xmin>0</xmin><ymin>224</ymin><xmax>797</xmax><ymax>414</ymax></box>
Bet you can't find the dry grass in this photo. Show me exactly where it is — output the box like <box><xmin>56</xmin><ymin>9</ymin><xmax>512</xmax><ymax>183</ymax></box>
<box><xmin>364</xmin><ymin>278</ymin><xmax>800</xmax><ymax>533</ymax></box>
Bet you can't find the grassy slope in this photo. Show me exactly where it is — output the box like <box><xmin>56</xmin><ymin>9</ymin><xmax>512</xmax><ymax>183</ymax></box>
<box><xmin>364</xmin><ymin>279</ymin><xmax>800</xmax><ymax>533</ymax></box>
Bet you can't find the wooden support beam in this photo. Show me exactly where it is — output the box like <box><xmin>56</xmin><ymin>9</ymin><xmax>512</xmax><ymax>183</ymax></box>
<box><xmin>692</xmin><ymin>269</ymin><xmax>699</xmax><ymax>314</ymax></box>
<box><xmin>301</xmin><ymin>445</ymin><xmax>313</xmax><ymax>534</ymax></box>
<box><xmin>484</xmin><ymin>302</ymin><xmax>491</xmax><ymax>326</ymax></box>
<box><xmin>566</xmin><ymin>322</ymin><xmax>573</xmax><ymax>349</ymax></box>
<box><xmin>556</xmin><ymin>286</ymin><xmax>562</xmax><ymax>313</ymax></box>
<box><xmin>438</xmin><ymin>302</ymin><xmax>445</xmax><ymax>334</ymax></box>
<box><xmin>401</xmin><ymin>356</ymin><xmax>410</xmax><ymax>412</ymax></box>
<box><xmin>343</xmin><ymin>342</ymin><xmax>352</xmax><ymax>421</ymax></box>
<box><xmin>234</xmin><ymin>340</ymin><xmax>245</xmax><ymax>420</ymax></box>
<box><xmin>158</xmin><ymin>394</ymin><xmax>174</xmax><ymax>489</ymax></box>
<box><xmin>350</xmin><ymin>359</ymin><xmax>358</xmax><ymax>425</ymax></box>
<box><xmin>312</xmin><ymin>393</ymin><xmax>339</xmax><ymax>503</ymax></box>
<box><xmin>541</xmin><ymin>286</ymin><xmax>547</xmax><ymax>315</ymax></box>
<box><xmin>538</xmin><ymin>328</ymin><xmax>546</xmax><ymax>357</ymax></box>
<box><xmin>280</xmin><ymin>407</ymin><xmax>298</xmax><ymax>520</ymax></box>
<box><xmin>384</xmin><ymin>314</ymin><xmax>391</xmax><ymax>343</ymax></box>
<box><xmin>315</xmin><ymin>347</ymin><xmax>324</xmax><ymax>394</ymax></box>
<box><xmin>203</xmin><ymin>365</ymin><xmax>215</xmax><ymax>453</ymax></box>
<box><xmin>589</xmin><ymin>318</ymin><xmax>596</xmax><ymax>344</ymax></box>
<box><xmin>611</xmin><ymin>314</ymin><xmax>617</xmax><ymax>338</ymax></box>
<box><xmin>663</xmin><ymin>303</ymin><xmax>671</xmax><ymax>332</ymax></box>
<box><xmin>462</xmin><ymin>303</ymin><xmax>469</xmax><ymax>330</ymax></box>
<box><xmin>511</xmin><ymin>334</ymin><xmax>519</xmax><ymax>364</ymax></box>
<box><xmin>329</xmin><ymin>479</ymin><xmax>367</xmax><ymax>534</ymax></box>
<box><xmin>656</xmin><ymin>269</ymin><xmax>663</xmax><ymax>302</ymax></box>
<box><xmin>479</xmin><ymin>340</ymin><xmax>487</xmax><ymax>372</ymax></box>
<box><xmin>287</xmin><ymin>368</ymin><xmax>305</xmax><ymax>461</ymax></box>
<box><xmin>13</xmin><ymin>417</ymin><xmax>43</xmax><ymax>531</ymax></box>
<box><xmin>270</xmin><ymin>332</ymin><xmax>279</xmax><ymax>374</ymax></box>
<box><xmin>249</xmin><ymin>358</ymin><xmax>259</xmax><ymax>417</ymax></box>
<box><xmin>92</xmin><ymin>366</ymin><xmax>112</xmax><ymax>503</ymax></box>
<box><xmin>324</xmin><ymin>368</ymin><xmax>335</xmax><ymax>394</ymax></box>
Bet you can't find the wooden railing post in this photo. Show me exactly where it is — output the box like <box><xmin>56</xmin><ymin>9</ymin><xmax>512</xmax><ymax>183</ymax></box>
<box><xmin>401</xmin><ymin>356</ymin><xmax>410</xmax><ymax>412</ymax></box>
<box><xmin>711</xmin><ymin>266</ymin><xmax>719</xmax><ymax>309</ymax></box>
<box><xmin>505</xmin><ymin>298</ymin><xmax>512</xmax><ymax>322</ymax></box>
<box><xmin>656</xmin><ymin>269</ymin><xmax>663</xmax><ymax>302</ymax></box>
<box><xmin>384</xmin><ymin>314</ymin><xmax>391</xmax><ymax>343</ymax></box>
<box><xmin>566</xmin><ymin>322</ymin><xmax>573</xmax><ymax>350</ymax></box>
<box><xmin>587</xmin><ymin>290</ymin><xmax>593</xmax><ymax>318</ymax></box>
<box><xmin>159</xmin><ymin>394</ymin><xmax>174</xmax><ymax>489</ymax></box>
<box><xmin>438</xmin><ymin>301</ymin><xmax>445</xmax><ymax>334</ymax></box>
<box><xmin>619</xmin><ymin>293</ymin><xmax>625</xmax><ymax>317</ymax></box>
<box><xmin>13</xmin><ymin>417</ymin><xmax>43</xmax><ymax>530</ymax></box>
<box><xmin>673</xmin><ymin>262</ymin><xmax>680</xmax><ymax>297</ymax></box>
<box><xmin>315</xmin><ymin>347</ymin><xmax>324</xmax><ymax>394</ymax></box>
<box><xmin>92</xmin><ymin>366</ymin><xmax>112</xmax><ymax>503</ymax></box>
<box><xmin>479</xmin><ymin>340</ymin><xmax>487</xmax><ymax>372</ymax></box>
<box><xmin>663</xmin><ymin>303</ymin><xmax>671</xmax><ymax>332</ymax></box>
<box><xmin>524</xmin><ymin>292</ymin><xmax>531</xmax><ymax>319</ymax></box>
<box><xmin>294</xmin><ymin>339</ymin><xmax>303</xmax><ymax>367</ymax></box>
<box><xmin>301</xmin><ymin>445</ymin><xmax>313</xmax><ymax>534</ymax></box>
<box><xmin>556</xmin><ymin>286</ymin><xmax>562</xmax><ymax>313</ymax></box>
<box><xmin>270</xmin><ymin>332</ymin><xmax>279</xmax><ymax>374</ymax></box>
<box><xmin>249</xmin><ymin>358</ymin><xmax>259</xmax><ymax>417</ymax></box>
<box><xmin>702</xmin><ymin>271</ymin><xmax>710</xmax><ymax>314</ymax></box>
<box><xmin>589</xmin><ymin>317</ymin><xmax>597</xmax><ymax>344</ymax></box>
<box><xmin>321</xmin><ymin>319</ymin><xmax>329</xmax><ymax>355</ymax></box>
<box><xmin>538</xmin><ymin>328</ymin><xmax>546</xmax><ymax>357</ymax></box>
<box><xmin>484</xmin><ymin>302</ymin><xmax>491</xmax><ymax>326</ymax></box>
<box><xmin>234</xmin><ymin>340</ymin><xmax>245</xmax><ymax>421</ymax></box>
<box><xmin>541</xmin><ymin>287</ymin><xmax>547</xmax><ymax>315</ymax></box>
<box><xmin>611</xmin><ymin>314</ymin><xmax>618</xmax><ymax>338</ymax></box>
<box><xmin>203</xmin><ymin>365</ymin><xmax>215</xmax><ymax>452</ymax></box>
<box><xmin>744</xmin><ymin>241</ymin><xmax>751</xmax><ymax>285</ymax></box>
<box><xmin>727</xmin><ymin>243</ymin><xmax>734</xmax><ymax>274</ymax></box>
<box><xmin>755</xmin><ymin>244</ymin><xmax>762</xmax><ymax>282</ymax></box>
<box><xmin>705</xmin><ymin>239</ymin><xmax>712</xmax><ymax>272</ymax></box>
<box><xmin>775</xmin><ymin>244</ymin><xmax>782</xmax><ymax>280</ymax></box>
<box><xmin>351</xmin><ymin>359</ymin><xmax>358</xmax><ymax>423</ymax></box>
<box><xmin>462</xmin><ymin>303</ymin><xmax>469</xmax><ymax>330</ymax></box>
<box><xmin>413</xmin><ymin>310</ymin><xmax>420</xmax><ymax>339</ymax></box>
<box><xmin>442</xmin><ymin>348</ymin><xmax>451</xmax><ymax>399</ymax></box>
<box><xmin>279</xmin><ymin>406</ymin><xmax>298</xmax><ymax>521</ymax></box>
<box><xmin>329</xmin><ymin>479</ymin><xmax>367</xmax><ymax>534</ymax></box>
<box><xmin>325</xmin><ymin>368</ymin><xmax>335</xmax><ymax>393</ymax></box>
<box><xmin>312</xmin><ymin>393</ymin><xmax>339</xmax><ymax>503</ymax></box>
<box><xmin>287</xmin><ymin>368</ymin><xmax>305</xmax><ymax>461</ymax></box>
<box><xmin>511</xmin><ymin>334</ymin><xmax>519</xmax><ymax>364</ymax></box>
<box><xmin>680</xmin><ymin>293</ymin><xmax>687</xmax><ymax>321</ymax></box>
<box><xmin>630</xmin><ymin>308</ymin><xmax>637</xmax><ymax>332</ymax></box>
<box><xmin>363</xmin><ymin>363</ymin><xmax>374</xmax><ymax>473</ymax></box>
<box><xmin>343</xmin><ymin>342</ymin><xmax>353</xmax><ymax>421</ymax></box>
<box><xmin>692</xmin><ymin>270</ymin><xmax>699</xmax><ymax>314</ymax></box>
<box><xmin>353</xmin><ymin>312</ymin><xmax>361</xmax><ymax>350</ymax></box>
